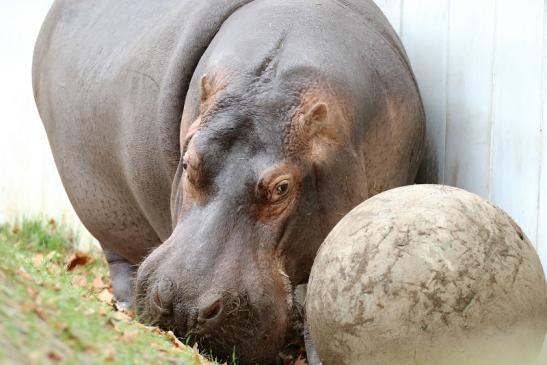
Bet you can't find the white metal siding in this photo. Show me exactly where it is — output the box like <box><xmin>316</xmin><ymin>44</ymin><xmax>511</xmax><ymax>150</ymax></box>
<box><xmin>0</xmin><ymin>1</ymin><xmax>545</xmax><ymax>269</ymax></box>
<box><xmin>375</xmin><ymin>0</ymin><xmax>547</xmax><ymax>269</ymax></box>
<box><xmin>539</xmin><ymin>1</ymin><xmax>547</xmax><ymax>276</ymax></box>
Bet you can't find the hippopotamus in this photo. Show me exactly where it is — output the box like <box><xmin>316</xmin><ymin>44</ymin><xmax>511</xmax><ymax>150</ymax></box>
<box><xmin>33</xmin><ymin>0</ymin><xmax>425</xmax><ymax>363</ymax></box>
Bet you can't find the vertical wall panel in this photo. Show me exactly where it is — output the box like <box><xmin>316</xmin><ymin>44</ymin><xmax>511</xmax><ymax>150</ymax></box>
<box><xmin>400</xmin><ymin>0</ymin><xmax>449</xmax><ymax>184</ymax></box>
<box><xmin>489</xmin><ymin>0</ymin><xmax>544</xmax><ymax>243</ymax></box>
<box><xmin>444</xmin><ymin>0</ymin><xmax>496</xmax><ymax>197</ymax></box>
<box><xmin>536</xmin><ymin>2</ymin><xmax>547</xmax><ymax>267</ymax></box>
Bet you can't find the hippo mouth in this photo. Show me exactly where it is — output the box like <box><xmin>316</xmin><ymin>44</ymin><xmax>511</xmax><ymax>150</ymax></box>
<box><xmin>134</xmin><ymin>263</ymin><xmax>297</xmax><ymax>364</ymax></box>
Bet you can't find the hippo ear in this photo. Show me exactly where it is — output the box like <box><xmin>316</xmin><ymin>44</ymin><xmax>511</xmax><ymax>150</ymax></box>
<box><xmin>200</xmin><ymin>74</ymin><xmax>212</xmax><ymax>104</ymax></box>
<box><xmin>199</xmin><ymin>72</ymin><xmax>231</xmax><ymax>114</ymax></box>
<box><xmin>303</xmin><ymin>103</ymin><xmax>328</xmax><ymax>131</ymax></box>
<box><xmin>297</xmin><ymin>102</ymin><xmax>344</xmax><ymax>159</ymax></box>
<box><xmin>302</xmin><ymin>102</ymin><xmax>340</xmax><ymax>143</ymax></box>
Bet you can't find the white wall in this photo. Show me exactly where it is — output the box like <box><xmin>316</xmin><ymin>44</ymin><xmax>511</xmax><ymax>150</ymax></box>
<box><xmin>0</xmin><ymin>0</ymin><xmax>96</xmax><ymax>247</ymax></box>
<box><xmin>0</xmin><ymin>1</ymin><xmax>546</xmax><ymax>268</ymax></box>
<box><xmin>374</xmin><ymin>0</ymin><xmax>547</xmax><ymax>270</ymax></box>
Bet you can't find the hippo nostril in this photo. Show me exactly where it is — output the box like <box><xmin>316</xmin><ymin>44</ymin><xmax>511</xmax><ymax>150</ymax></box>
<box><xmin>153</xmin><ymin>287</ymin><xmax>162</xmax><ymax>307</ymax></box>
<box><xmin>198</xmin><ymin>299</ymin><xmax>224</xmax><ymax>324</ymax></box>
<box><xmin>152</xmin><ymin>277</ymin><xmax>174</xmax><ymax>313</ymax></box>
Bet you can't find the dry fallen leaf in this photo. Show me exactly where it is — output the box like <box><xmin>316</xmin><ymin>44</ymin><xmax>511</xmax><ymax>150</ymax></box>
<box><xmin>190</xmin><ymin>342</ymin><xmax>212</xmax><ymax>364</ymax></box>
<box><xmin>192</xmin><ymin>343</ymin><xmax>203</xmax><ymax>363</ymax></box>
<box><xmin>45</xmin><ymin>251</ymin><xmax>57</xmax><ymax>261</ymax></box>
<box><xmin>112</xmin><ymin>310</ymin><xmax>132</xmax><ymax>322</ymax></box>
<box><xmin>104</xmin><ymin>345</ymin><xmax>116</xmax><ymax>362</ymax></box>
<box><xmin>92</xmin><ymin>276</ymin><xmax>106</xmax><ymax>290</ymax></box>
<box><xmin>98</xmin><ymin>289</ymin><xmax>114</xmax><ymax>305</ymax></box>
<box><xmin>139</xmin><ymin>324</ymin><xmax>164</xmax><ymax>335</ymax></box>
<box><xmin>12</xmin><ymin>225</ymin><xmax>20</xmax><ymax>234</ymax></box>
<box><xmin>32</xmin><ymin>253</ymin><xmax>44</xmax><ymax>267</ymax></box>
<box><xmin>34</xmin><ymin>306</ymin><xmax>48</xmax><ymax>320</ymax></box>
<box><xmin>17</xmin><ymin>268</ymin><xmax>32</xmax><ymax>281</ymax></box>
<box><xmin>166</xmin><ymin>330</ymin><xmax>185</xmax><ymax>349</ymax></box>
<box><xmin>53</xmin><ymin>321</ymin><xmax>68</xmax><ymax>331</ymax></box>
<box><xmin>66</xmin><ymin>252</ymin><xmax>92</xmax><ymax>271</ymax></box>
<box><xmin>26</xmin><ymin>286</ymin><xmax>38</xmax><ymax>298</ymax></box>
<box><xmin>47</xmin><ymin>350</ymin><xmax>62</xmax><ymax>362</ymax></box>
<box><xmin>22</xmin><ymin>302</ymin><xmax>48</xmax><ymax>320</ymax></box>
<box><xmin>151</xmin><ymin>342</ymin><xmax>169</xmax><ymax>353</ymax></box>
<box><xmin>45</xmin><ymin>281</ymin><xmax>62</xmax><ymax>292</ymax></box>
<box><xmin>47</xmin><ymin>263</ymin><xmax>62</xmax><ymax>276</ymax></box>
<box><xmin>72</xmin><ymin>275</ymin><xmax>88</xmax><ymax>288</ymax></box>
<box><xmin>120</xmin><ymin>330</ymin><xmax>138</xmax><ymax>343</ymax></box>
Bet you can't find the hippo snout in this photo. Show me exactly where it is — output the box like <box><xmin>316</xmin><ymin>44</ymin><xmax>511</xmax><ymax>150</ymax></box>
<box><xmin>135</xmin><ymin>235</ymin><xmax>293</xmax><ymax>364</ymax></box>
<box><xmin>148</xmin><ymin>284</ymin><xmax>231</xmax><ymax>337</ymax></box>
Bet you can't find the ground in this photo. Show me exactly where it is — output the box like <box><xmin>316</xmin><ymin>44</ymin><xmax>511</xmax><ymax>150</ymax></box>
<box><xmin>0</xmin><ymin>218</ymin><xmax>228</xmax><ymax>365</ymax></box>
<box><xmin>3</xmin><ymin>218</ymin><xmax>542</xmax><ymax>365</ymax></box>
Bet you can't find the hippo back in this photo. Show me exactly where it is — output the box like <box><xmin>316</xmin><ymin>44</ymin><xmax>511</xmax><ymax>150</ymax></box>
<box><xmin>33</xmin><ymin>0</ymin><xmax>253</xmax><ymax>262</ymax></box>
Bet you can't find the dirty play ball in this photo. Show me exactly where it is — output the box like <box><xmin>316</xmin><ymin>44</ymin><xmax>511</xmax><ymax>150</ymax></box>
<box><xmin>306</xmin><ymin>185</ymin><xmax>547</xmax><ymax>365</ymax></box>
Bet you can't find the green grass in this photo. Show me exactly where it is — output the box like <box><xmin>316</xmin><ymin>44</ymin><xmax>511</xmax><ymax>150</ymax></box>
<box><xmin>0</xmin><ymin>218</ymin><xmax>218</xmax><ymax>365</ymax></box>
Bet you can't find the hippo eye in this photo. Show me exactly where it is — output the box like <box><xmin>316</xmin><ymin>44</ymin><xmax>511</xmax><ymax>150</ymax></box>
<box><xmin>271</xmin><ymin>179</ymin><xmax>291</xmax><ymax>202</ymax></box>
<box><xmin>181</xmin><ymin>152</ymin><xmax>190</xmax><ymax>172</ymax></box>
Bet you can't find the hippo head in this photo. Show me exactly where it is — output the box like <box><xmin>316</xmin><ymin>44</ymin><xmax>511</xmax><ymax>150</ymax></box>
<box><xmin>135</xmin><ymin>71</ymin><xmax>368</xmax><ymax>364</ymax></box>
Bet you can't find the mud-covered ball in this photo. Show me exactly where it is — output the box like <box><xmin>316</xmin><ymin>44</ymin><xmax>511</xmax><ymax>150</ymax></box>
<box><xmin>306</xmin><ymin>185</ymin><xmax>547</xmax><ymax>365</ymax></box>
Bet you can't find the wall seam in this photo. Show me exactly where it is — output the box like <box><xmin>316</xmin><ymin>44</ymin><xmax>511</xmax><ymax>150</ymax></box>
<box><xmin>535</xmin><ymin>0</ymin><xmax>546</xmax><ymax>249</ymax></box>
<box><xmin>487</xmin><ymin>0</ymin><xmax>499</xmax><ymax>202</ymax></box>
<box><xmin>443</xmin><ymin>0</ymin><xmax>451</xmax><ymax>185</ymax></box>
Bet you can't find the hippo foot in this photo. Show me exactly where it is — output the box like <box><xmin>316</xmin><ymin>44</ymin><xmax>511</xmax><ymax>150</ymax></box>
<box><xmin>114</xmin><ymin>301</ymin><xmax>132</xmax><ymax>312</ymax></box>
<box><xmin>104</xmin><ymin>249</ymin><xmax>137</xmax><ymax>308</ymax></box>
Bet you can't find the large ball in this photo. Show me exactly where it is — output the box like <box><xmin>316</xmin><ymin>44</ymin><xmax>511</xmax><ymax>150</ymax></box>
<box><xmin>306</xmin><ymin>185</ymin><xmax>547</xmax><ymax>365</ymax></box>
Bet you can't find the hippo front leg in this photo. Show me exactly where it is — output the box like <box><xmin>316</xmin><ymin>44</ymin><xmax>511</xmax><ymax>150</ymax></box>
<box><xmin>104</xmin><ymin>249</ymin><xmax>137</xmax><ymax>310</ymax></box>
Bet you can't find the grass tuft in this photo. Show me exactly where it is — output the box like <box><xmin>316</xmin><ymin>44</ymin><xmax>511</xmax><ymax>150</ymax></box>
<box><xmin>0</xmin><ymin>217</ymin><xmax>77</xmax><ymax>253</ymax></box>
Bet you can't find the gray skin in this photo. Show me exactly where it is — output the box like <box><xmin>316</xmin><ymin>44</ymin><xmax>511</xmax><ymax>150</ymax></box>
<box><xmin>33</xmin><ymin>0</ymin><xmax>425</xmax><ymax>364</ymax></box>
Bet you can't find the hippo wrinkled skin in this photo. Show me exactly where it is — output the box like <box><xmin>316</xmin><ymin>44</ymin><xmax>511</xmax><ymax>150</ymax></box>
<box><xmin>33</xmin><ymin>0</ymin><xmax>425</xmax><ymax>363</ymax></box>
